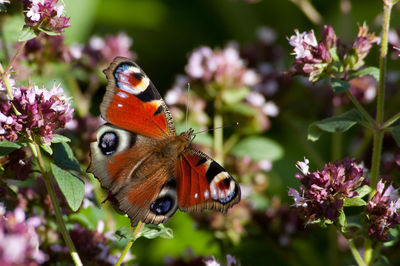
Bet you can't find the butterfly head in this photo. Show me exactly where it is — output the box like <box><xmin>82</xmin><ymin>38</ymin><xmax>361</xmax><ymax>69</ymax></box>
<box><xmin>179</xmin><ymin>128</ymin><xmax>195</xmax><ymax>148</ymax></box>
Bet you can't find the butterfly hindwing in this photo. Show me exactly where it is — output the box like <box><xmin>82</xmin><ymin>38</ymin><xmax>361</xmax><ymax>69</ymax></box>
<box><xmin>88</xmin><ymin>124</ymin><xmax>178</xmax><ymax>226</ymax></box>
<box><xmin>101</xmin><ymin>57</ymin><xmax>175</xmax><ymax>139</ymax></box>
<box><xmin>176</xmin><ymin>148</ymin><xmax>241</xmax><ymax>213</ymax></box>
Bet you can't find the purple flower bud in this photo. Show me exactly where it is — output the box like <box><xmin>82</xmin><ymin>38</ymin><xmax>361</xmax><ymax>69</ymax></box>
<box><xmin>322</xmin><ymin>25</ymin><xmax>338</xmax><ymax>50</ymax></box>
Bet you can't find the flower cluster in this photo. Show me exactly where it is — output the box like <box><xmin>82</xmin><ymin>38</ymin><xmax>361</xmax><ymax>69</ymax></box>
<box><xmin>0</xmin><ymin>82</ymin><xmax>73</xmax><ymax>143</ymax></box>
<box><xmin>47</xmin><ymin>224</ymin><xmax>117</xmax><ymax>265</ymax></box>
<box><xmin>288</xmin><ymin>24</ymin><xmax>379</xmax><ymax>82</ymax></box>
<box><xmin>366</xmin><ymin>180</ymin><xmax>400</xmax><ymax>241</ymax></box>
<box><xmin>185</xmin><ymin>44</ymin><xmax>259</xmax><ymax>88</ymax></box>
<box><xmin>23</xmin><ymin>0</ymin><xmax>70</xmax><ymax>33</ymax></box>
<box><xmin>289</xmin><ymin>158</ymin><xmax>367</xmax><ymax>223</ymax></box>
<box><xmin>77</xmin><ymin>33</ymin><xmax>135</xmax><ymax>68</ymax></box>
<box><xmin>0</xmin><ymin>205</ymin><xmax>46</xmax><ymax>265</ymax></box>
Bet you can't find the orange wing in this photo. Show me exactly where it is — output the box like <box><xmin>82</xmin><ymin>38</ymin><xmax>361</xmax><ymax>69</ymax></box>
<box><xmin>101</xmin><ymin>57</ymin><xmax>175</xmax><ymax>139</ymax></box>
<box><xmin>176</xmin><ymin>149</ymin><xmax>241</xmax><ymax>213</ymax></box>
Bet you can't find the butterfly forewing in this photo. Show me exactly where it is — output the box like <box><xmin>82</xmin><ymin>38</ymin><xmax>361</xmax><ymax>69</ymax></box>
<box><xmin>101</xmin><ymin>57</ymin><xmax>175</xmax><ymax>139</ymax></box>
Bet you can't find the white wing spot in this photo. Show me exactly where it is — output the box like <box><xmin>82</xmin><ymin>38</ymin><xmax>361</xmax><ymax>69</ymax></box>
<box><xmin>117</xmin><ymin>91</ymin><xmax>128</xmax><ymax>98</ymax></box>
<box><xmin>204</xmin><ymin>191</ymin><xmax>209</xmax><ymax>200</ymax></box>
<box><xmin>194</xmin><ymin>193</ymin><xmax>198</xmax><ymax>199</ymax></box>
<box><xmin>117</xmin><ymin>104</ymin><xmax>123</xmax><ymax>107</ymax></box>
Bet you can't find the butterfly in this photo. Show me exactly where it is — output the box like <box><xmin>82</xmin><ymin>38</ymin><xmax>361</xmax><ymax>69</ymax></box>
<box><xmin>88</xmin><ymin>57</ymin><xmax>241</xmax><ymax>226</ymax></box>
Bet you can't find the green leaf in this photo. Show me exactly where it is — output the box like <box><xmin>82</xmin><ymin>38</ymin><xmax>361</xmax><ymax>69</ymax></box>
<box><xmin>18</xmin><ymin>26</ymin><xmax>38</xmax><ymax>42</ymax></box>
<box><xmin>221</xmin><ymin>87</ymin><xmax>250</xmax><ymax>104</ymax></box>
<box><xmin>115</xmin><ymin>226</ymin><xmax>131</xmax><ymax>240</ymax></box>
<box><xmin>343</xmin><ymin>197</ymin><xmax>366</xmax><ymax>207</ymax></box>
<box><xmin>51</xmin><ymin>163</ymin><xmax>84</xmax><ymax>212</ymax></box>
<box><xmin>52</xmin><ymin>134</ymin><xmax>71</xmax><ymax>143</ymax></box>
<box><xmin>308</xmin><ymin>109</ymin><xmax>362</xmax><ymax>141</ymax></box>
<box><xmin>38</xmin><ymin>27</ymin><xmax>62</xmax><ymax>36</ymax></box>
<box><xmin>337</xmin><ymin>210</ymin><xmax>346</xmax><ymax>232</ymax></box>
<box><xmin>231</xmin><ymin>136</ymin><xmax>283</xmax><ymax>162</ymax></box>
<box><xmin>392</xmin><ymin>125</ymin><xmax>400</xmax><ymax>147</ymax></box>
<box><xmin>138</xmin><ymin>224</ymin><xmax>173</xmax><ymax>239</ymax></box>
<box><xmin>54</xmin><ymin>142</ymin><xmax>81</xmax><ymax>172</ymax></box>
<box><xmin>40</xmin><ymin>143</ymin><xmax>53</xmax><ymax>155</ymax></box>
<box><xmin>222</xmin><ymin>102</ymin><xmax>256</xmax><ymax>116</ymax></box>
<box><xmin>350</xmin><ymin>66</ymin><xmax>380</xmax><ymax>81</ymax></box>
<box><xmin>355</xmin><ymin>185</ymin><xmax>371</xmax><ymax>198</ymax></box>
<box><xmin>0</xmin><ymin>140</ymin><xmax>23</xmax><ymax>156</ymax></box>
<box><xmin>330</xmin><ymin>78</ymin><xmax>350</xmax><ymax>93</ymax></box>
<box><xmin>116</xmin><ymin>224</ymin><xmax>173</xmax><ymax>241</ymax></box>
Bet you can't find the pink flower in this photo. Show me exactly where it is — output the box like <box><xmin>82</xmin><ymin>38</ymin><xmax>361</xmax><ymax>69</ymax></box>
<box><xmin>0</xmin><ymin>205</ymin><xmax>46</xmax><ymax>265</ymax></box>
<box><xmin>0</xmin><ymin>83</ymin><xmax>73</xmax><ymax>143</ymax></box>
<box><xmin>23</xmin><ymin>0</ymin><xmax>70</xmax><ymax>33</ymax></box>
<box><xmin>289</xmin><ymin>158</ymin><xmax>367</xmax><ymax>223</ymax></box>
<box><xmin>185</xmin><ymin>44</ymin><xmax>259</xmax><ymax>88</ymax></box>
<box><xmin>366</xmin><ymin>180</ymin><xmax>400</xmax><ymax>241</ymax></box>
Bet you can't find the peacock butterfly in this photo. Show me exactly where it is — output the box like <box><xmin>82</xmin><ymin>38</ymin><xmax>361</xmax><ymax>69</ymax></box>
<box><xmin>88</xmin><ymin>57</ymin><xmax>241</xmax><ymax>226</ymax></box>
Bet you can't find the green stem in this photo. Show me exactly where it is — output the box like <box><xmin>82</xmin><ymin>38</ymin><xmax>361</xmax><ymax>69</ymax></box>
<box><xmin>376</xmin><ymin>2</ymin><xmax>392</xmax><ymax>127</ymax></box>
<box><xmin>364</xmin><ymin>2</ymin><xmax>395</xmax><ymax>265</ymax></box>
<box><xmin>369</xmin><ymin>130</ymin><xmax>384</xmax><ymax>194</ymax></box>
<box><xmin>115</xmin><ymin>221</ymin><xmax>145</xmax><ymax>266</ymax></box>
<box><xmin>213</xmin><ymin>92</ymin><xmax>223</xmax><ymax>164</ymax></box>
<box><xmin>382</xmin><ymin>111</ymin><xmax>400</xmax><ymax>128</ymax></box>
<box><xmin>289</xmin><ymin>0</ymin><xmax>323</xmax><ymax>25</ymax></box>
<box><xmin>29</xmin><ymin>142</ymin><xmax>83</xmax><ymax>266</ymax></box>
<box><xmin>345</xmin><ymin>90</ymin><xmax>375</xmax><ymax>128</ymax></box>
<box><xmin>5</xmin><ymin>40</ymin><xmax>27</xmax><ymax>74</ymax></box>
<box><xmin>0</xmin><ymin>63</ymin><xmax>13</xmax><ymax>100</ymax></box>
<box><xmin>370</xmin><ymin>242</ymin><xmax>383</xmax><ymax>264</ymax></box>
<box><xmin>349</xmin><ymin>239</ymin><xmax>367</xmax><ymax>266</ymax></box>
<box><xmin>363</xmin><ymin>239</ymin><xmax>372</xmax><ymax>266</ymax></box>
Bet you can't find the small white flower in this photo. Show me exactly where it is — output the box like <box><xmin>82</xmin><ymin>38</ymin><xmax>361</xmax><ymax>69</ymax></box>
<box><xmin>288</xmin><ymin>188</ymin><xmax>308</xmax><ymax>208</ymax></box>
<box><xmin>296</xmin><ymin>157</ymin><xmax>310</xmax><ymax>175</ymax></box>
<box><xmin>26</xmin><ymin>4</ymin><xmax>41</xmax><ymax>22</ymax></box>
<box><xmin>246</xmin><ymin>91</ymin><xmax>265</xmax><ymax>107</ymax></box>
<box><xmin>89</xmin><ymin>36</ymin><xmax>105</xmax><ymax>51</ymax></box>
<box><xmin>262</xmin><ymin>101</ymin><xmax>279</xmax><ymax>117</ymax></box>
<box><xmin>55</xmin><ymin>4</ymin><xmax>65</xmax><ymax>17</ymax></box>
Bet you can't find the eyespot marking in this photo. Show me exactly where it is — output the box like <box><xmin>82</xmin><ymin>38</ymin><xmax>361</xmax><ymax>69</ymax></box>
<box><xmin>150</xmin><ymin>197</ymin><xmax>173</xmax><ymax>215</ymax></box>
<box><xmin>99</xmin><ymin>131</ymin><xmax>119</xmax><ymax>156</ymax></box>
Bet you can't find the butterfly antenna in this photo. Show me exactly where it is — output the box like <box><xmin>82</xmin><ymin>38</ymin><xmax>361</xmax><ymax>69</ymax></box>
<box><xmin>185</xmin><ymin>83</ymin><xmax>190</xmax><ymax>131</ymax></box>
<box><xmin>194</xmin><ymin>122</ymin><xmax>239</xmax><ymax>135</ymax></box>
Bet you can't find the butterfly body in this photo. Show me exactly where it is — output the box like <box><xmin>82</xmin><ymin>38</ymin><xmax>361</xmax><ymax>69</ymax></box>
<box><xmin>88</xmin><ymin>57</ymin><xmax>240</xmax><ymax>226</ymax></box>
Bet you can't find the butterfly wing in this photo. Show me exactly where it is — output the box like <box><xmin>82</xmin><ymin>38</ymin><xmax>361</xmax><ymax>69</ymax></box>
<box><xmin>176</xmin><ymin>148</ymin><xmax>241</xmax><ymax>213</ymax></box>
<box><xmin>88</xmin><ymin>124</ymin><xmax>179</xmax><ymax>226</ymax></box>
<box><xmin>101</xmin><ymin>57</ymin><xmax>175</xmax><ymax>139</ymax></box>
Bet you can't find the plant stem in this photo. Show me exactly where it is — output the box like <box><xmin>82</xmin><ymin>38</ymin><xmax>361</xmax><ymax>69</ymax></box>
<box><xmin>345</xmin><ymin>90</ymin><xmax>375</xmax><ymax>128</ymax></box>
<box><xmin>349</xmin><ymin>239</ymin><xmax>366</xmax><ymax>266</ymax></box>
<box><xmin>364</xmin><ymin>1</ymin><xmax>395</xmax><ymax>265</ymax></box>
<box><xmin>369</xmin><ymin>0</ymin><xmax>393</xmax><ymax>195</ymax></box>
<box><xmin>289</xmin><ymin>0</ymin><xmax>323</xmax><ymax>25</ymax></box>
<box><xmin>5</xmin><ymin>40</ymin><xmax>27</xmax><ymax>74</ymax></box>
<box><xmin>115</xmin><ymin>221</ymin><xmax>145</xmax><ymax>266</ymax></box>
<box><xmin>382</xmin><ymin>111</ymin><xmax>400</xmax><ymax>128</ymax></box>
<box><xmin>213</xmin><ymin>92</ymin><xmax>224</xmax><ymax>164</ymax></box>
<box><xmin>29</xmin><ymin>142</ymin><xmax>83</xmax><ymax>266</ymax></box>
<box><xmin>0</xmin><ymin>63</ymin><xmax>14</xmax><ymax>100</ymax></box>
